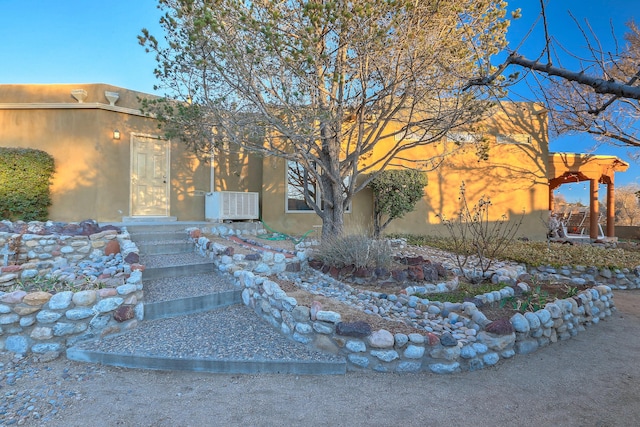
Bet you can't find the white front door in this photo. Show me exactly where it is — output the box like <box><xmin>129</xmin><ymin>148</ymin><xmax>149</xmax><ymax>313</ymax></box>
<box><xmin>131</xmin><ymin>135</ymin><xmax>170</xmax><ymax>216</ymax></box>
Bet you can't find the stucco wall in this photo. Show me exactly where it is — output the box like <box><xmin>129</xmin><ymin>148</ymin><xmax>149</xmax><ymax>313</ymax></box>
<box><xmin>260</xmin><ymin>103</ymin><xmax>550</xmax><ymax>239</ymax></box>
<box><xmin>0</xmin><ymin>84</ymin><xmax>263</xmax><ymax>222</ymax></box>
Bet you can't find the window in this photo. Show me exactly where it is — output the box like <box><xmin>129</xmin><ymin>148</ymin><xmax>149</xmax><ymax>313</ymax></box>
<box><xmin>286</xmin><ymin>161</ymin><xmax>351</xmax><ymax>213</ymax></box>
<box><xmin>496</xmin><ymin>133</ymin><xmax>531</xmax><ymax>144</ymax></box>
<box><xmin>286</xmin><ymin>161</ymin><xmax>317</xmax><ymax>211</ymax></box>
<box><xmin>394</xmin><ymin>127</ymin><xmax>431</xmax><ymax>142</ymax></box>
<box><xmin>447</xmin><ymin>132</ymin><xmax>482</xmax><ymax>144</ymax></box>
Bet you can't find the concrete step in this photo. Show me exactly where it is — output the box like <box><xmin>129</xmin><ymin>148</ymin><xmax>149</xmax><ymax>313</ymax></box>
<box><xmin>130</xmin><ymin>231</ymin><xmax>188</xmax><ymax>242</ymax></box>
<box><xmin>66</xmin><ymin>305</ymin><xmax>346</xmax><ymax>375</ymax></box>
<box><xmin>136</xmin><ymin>240</ymin><xmax>195</xmax><ymax>255</ymax></box>
<box><xmin>144</xmin><ymin>289</ymin><xmax>242</xmax><ymax>320</ymax></box>
<box><xmin>112</xmin><ymin>221</ymin><xmax>200</xmax><ymax>234</ymax></box>
<box><xmin>143</xmin><ymin>262</ymin><xmax>216</xmax><ymax>281</ymax></box>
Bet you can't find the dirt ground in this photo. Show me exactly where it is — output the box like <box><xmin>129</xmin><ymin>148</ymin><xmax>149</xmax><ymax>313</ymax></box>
<box><xmin>3</xmin><ymin>289</ymin><xmax>637</xmax><ymax>427</ymax></box>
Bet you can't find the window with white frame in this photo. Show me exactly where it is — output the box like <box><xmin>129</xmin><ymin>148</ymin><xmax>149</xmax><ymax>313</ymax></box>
<box><xmin>286</xmin><ymin>161</ymin><xmax>351</xmax><ymax>213</ymax></box>
<box><xmin>496</xmin><ymin>133</ymin><xmax>531</xmax><ymax>144</ymax></box>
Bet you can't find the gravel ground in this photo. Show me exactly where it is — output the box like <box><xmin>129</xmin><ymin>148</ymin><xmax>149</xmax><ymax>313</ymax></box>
<box><xmin>70</xmin><ymin>305</ymin><xmax>343</xmax><ymax>363</ymax></box>
<box><xmin>140</xmin><ymin>253</ymin><xmax>212</xmax><ymax>268</ymax></box>
<box><xmin>0</xmin><ymin>352</ymin><xmax>112</xmax><ymax>426</ymax></box>
<box><xmin>3</xmin><ymin>235</ymin><xmax>637</xmax><ymax>425</ymax></box>
<box><xmin>143</xmin><ymin>273</ymin><xmax>236</xmax><ymax>303</ymax></box>
<box><xmin>1</xmin><ymin>290</ymin><xmax>639</xmax><ymax>426</ymax></box>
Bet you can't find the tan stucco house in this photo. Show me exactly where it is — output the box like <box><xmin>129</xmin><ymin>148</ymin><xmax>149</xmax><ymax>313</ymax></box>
<box><xmin>0</xmin><ymin>84</ymin><xmax>627</xmax><ymax>241</ymax></box>
<box><xmin>0</xmin><ymin>84</ymin><xmax>261</xmax><ymax>223</ymax></box>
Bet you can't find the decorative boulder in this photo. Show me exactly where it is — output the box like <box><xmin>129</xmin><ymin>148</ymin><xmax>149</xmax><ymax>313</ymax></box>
<box><xmin>485</xmin><ymin>318</ymin><xmax>515</xmax><ymax>335</ymax></box>
<box><xmin>336</xmin><ymin>321</ymin><xmax>372</xmax><ymax>338</ymax></box>
<box><xmin>104</xmin><ymin>240</ymin><xmax>121</xmax><ymax>256</ymax></box>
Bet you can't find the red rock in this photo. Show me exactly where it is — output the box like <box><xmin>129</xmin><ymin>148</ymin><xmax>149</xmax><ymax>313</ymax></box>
<box><xmin>405</xmin><ymin>256</ymin><xmax>425</xmax><ymax>266</ymax></box>
<box><xmin>407</xmin><ymin>265</ymin><xmax>424</xmax><ymax>281</ymax></box>
<box><xmin>392</xmin><ymin>269</ymin><xmax>409</xmax><ymax>282</ymax></box>
<box><xmin>124</xmin><ymin>252</ymin><xmax>140</xmax><ymax>264</ymax></box>
<box><xmin>97</xmin><ymin>288</ymin><xmax>118</xmax><ymax>297</ymax></box>
<box><xmin>485</xmin><ymin>318</ymin><xmax>515</xmax><ymax>335</ymax></box>
<box><xmin>190</xmin><ymin>229</ymin><xmax>201</xmax><ymax>238</ymax></box>
<box><xmin>426</xmin><ymin>332</ymin><xmax>440</xmax><ymax>346</ymax></box>
<box><xmin>114</xmin><ymin>305</ymin><xmax>135</xmax><ymax>322</ymax></box>
<box><xmin>104</xmin><ymin>240</ymin><xmax>121</xmax><ymax>256</ymax></box>
<box><xmin>1</xmin><ymin>265</ymin><xmax>22</xmax><ymax>273</ymax></box>
<box><xmin>337</xmin><ymin>265</ymin><xmax>354</xmax><ymax>278</ymax></box>
<box><xmin>98</xmin><ymin>273</ymin><xmax>112</xmax><ymax>279</ymax></box>
<box><xmin>354</xmin><ymin>266</ymin><xmax>373</xmax><ymax>278</ymax></box>
<box><xmin>328</xmin><ymin>266</ymin><xmax>340</xmax><ymax>279</ymax></box>
<box><xmin>308</xmin><ymin>259</ymin><xmax>324</xmax><ymax>270</ymax></box>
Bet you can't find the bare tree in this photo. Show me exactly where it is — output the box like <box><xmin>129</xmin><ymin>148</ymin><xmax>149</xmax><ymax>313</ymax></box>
<box><xmin>467</xmin><ymin>6</ymin><xmax>640</xmax><ymax>150</ymax></box>
<box><xmin>615</xmin><ymin>184</ymin><xmax>640</xmax><ymax>226</ymax></box>
<box><xmin>139</xmin><ymin>0</ymin><xmax>510</xmax><ymax>237</ymax></box>
<box><xmin>542</xmin><ymin>22</ymin><xmax>640</xmax><ymax>149</ymax></box>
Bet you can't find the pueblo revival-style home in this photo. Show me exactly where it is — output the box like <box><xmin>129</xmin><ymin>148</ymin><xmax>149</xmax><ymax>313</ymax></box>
<box><xmin>0</xmin><ymin>84</ymin><xmax>628</xmax><ymax>240</ymax></box>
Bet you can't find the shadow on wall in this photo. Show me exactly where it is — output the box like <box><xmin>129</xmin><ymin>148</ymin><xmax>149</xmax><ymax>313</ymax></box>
<box><xmin>0</xmin><ymin>109</ymin><xmax>119</xmax><ymax>221</ymax></box>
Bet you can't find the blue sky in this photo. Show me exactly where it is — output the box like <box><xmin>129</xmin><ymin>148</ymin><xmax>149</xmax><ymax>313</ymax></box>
<box><xmin>0</xmin><ymin>0</ymin><xmax>637</xmax><ymax>204</ymax></box>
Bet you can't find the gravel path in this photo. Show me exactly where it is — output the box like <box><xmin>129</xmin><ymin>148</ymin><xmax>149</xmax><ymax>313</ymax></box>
<box><xmin>70</xmin><ymin>305</ymin><xmax>343</xmax><ymax>363</ymax></box>
<box><xmin>143</xmin><ymin>272</ymin><xmax>236</xmax><ymax>303</ymax></box>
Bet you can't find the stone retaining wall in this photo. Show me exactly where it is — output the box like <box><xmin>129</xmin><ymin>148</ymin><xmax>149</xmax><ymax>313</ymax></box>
<box><xmin>1</xmin><ymin>226</ymin><xmax>139</xmax><ymax>287</ymax></box>
<box><xmin>189</xmin><ymin>225</ymin><xmax>306</xmax><ymax>276</ymax></box>
<box><xmin>529</xmin><ymin>265</ymin><xmax>640</xmax><ymax>290</ymax></box>
<box><xmin>0</xmin><ymin>221</ymin><xmax>142</xmax><ymax>357</ymax></box>
<box><xmin>191</xmin><ymin>231</ymin><xmax>614</xmax><ymax>374</ymax></box>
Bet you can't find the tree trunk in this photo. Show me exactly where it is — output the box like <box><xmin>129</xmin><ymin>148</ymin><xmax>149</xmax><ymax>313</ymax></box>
<box><xmin>320</xmin><ymin>170</ymin><xmax>345</xmax><ymax>239</ymax></box>
<box><xmin>372</xmin><ymin>196</ymin><xmax>382</xmax><ymax>239</ymax></box>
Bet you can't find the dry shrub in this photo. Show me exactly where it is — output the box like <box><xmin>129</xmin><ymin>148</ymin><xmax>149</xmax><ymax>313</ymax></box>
<box><xmin>314</xmin><ymin>233</ymin><xmax>392</xmax><ymax>269</ymax></box>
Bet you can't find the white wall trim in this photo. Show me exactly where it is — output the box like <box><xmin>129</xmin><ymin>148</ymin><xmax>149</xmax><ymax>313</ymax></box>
<box><xmin>0</xmin><ymin>102</ymin><xmax>148</xmax><ymax>117</ymax></box>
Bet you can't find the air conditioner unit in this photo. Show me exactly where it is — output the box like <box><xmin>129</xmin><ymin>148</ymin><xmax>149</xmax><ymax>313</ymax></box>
<box><xmin>205</xmin><ymin>191</ymin><xmax>259</xmax><ymax>221</ymax></box>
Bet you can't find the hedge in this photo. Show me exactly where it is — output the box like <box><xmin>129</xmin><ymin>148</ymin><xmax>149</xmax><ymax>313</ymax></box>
<box><xmin>0</xmin><ymin>147</ymin><xmax>55</xmax><ymax>221</ymax></box>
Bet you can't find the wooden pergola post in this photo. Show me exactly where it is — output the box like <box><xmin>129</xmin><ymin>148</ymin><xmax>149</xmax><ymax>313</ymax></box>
<box><xmin>606</xmin><ymin>181</ymin><xmax>615</xmax><ymax>238</ymax></box>
<box><xmin>589</xmin><ymin>179</ymin><xmax>599</xmax><ymax>239</ymax></box>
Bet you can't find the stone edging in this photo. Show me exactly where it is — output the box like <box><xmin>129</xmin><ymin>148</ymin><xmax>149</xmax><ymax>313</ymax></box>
<box><xmin>190</xmin><ymin>228</ymin><xmax>614</xmax><ymax>374</ymax></box>
<box><xmin>528</xmin><ymin>265</ymin><xmax>640</xmax><ymax>290</ymax></box>
<box><xmin>0</xmin><ymin>222</ymin><xmax>142</xmax><ymax>358</ymax></box>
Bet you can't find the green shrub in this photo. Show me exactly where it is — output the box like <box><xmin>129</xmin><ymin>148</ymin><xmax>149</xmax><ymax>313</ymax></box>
<box><xmin>368</xmin><ymin>169</ymin><xmax>428</xmax><ymax>238</ymax></box>
<box><xmin>0</xmin><ymin>147</ymin><xmax>55</xmax><ymax>221</ymax></box>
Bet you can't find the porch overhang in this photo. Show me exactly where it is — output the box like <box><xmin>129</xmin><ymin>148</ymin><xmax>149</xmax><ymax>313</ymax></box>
<box><xmin>548</xmin><ymin>152</ymin><xmax>629</xmax><ymax>239</ymax></box>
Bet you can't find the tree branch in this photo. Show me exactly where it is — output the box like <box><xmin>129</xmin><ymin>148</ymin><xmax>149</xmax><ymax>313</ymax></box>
<box><xmin>468</xmin><ymin>53</ymin><xmax>640</xmax><ymax>100</ymax></box>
